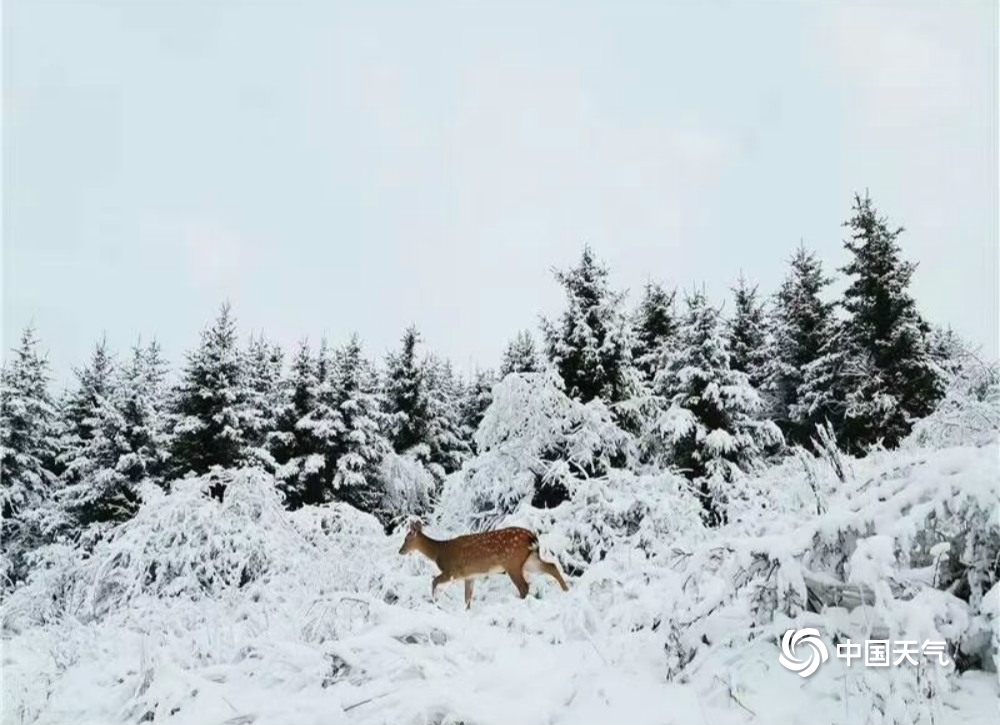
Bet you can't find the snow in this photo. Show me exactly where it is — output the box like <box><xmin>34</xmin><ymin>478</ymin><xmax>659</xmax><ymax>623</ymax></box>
<box><xmin>4</xmin><ymin>351</ymin><xmax>1000</xmax><ymax>725</ymax></box>
<box><xmin>3</xmin><ymin>431</ymin><xmax>997</xmax><ymax>725</ymax></box>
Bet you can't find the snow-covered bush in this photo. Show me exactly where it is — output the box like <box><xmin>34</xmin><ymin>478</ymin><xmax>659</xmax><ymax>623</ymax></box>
<box><xmin>906</xmin><ymin>351</ymin><xmax>999</xmax><ymax>449</ymax></box>
<box><xmin>438</xmin><ymin>371</ymin><xmax>634</xmax><ymax>529</ymax></box>
<box><xmin>656</xmin><ymin>442</ymin><xmax>999</xmax><ymax>704</ymax></box>
<box><xmin>435</xmin><ymin>372</ymin><xmax>704</xmax><ymax>579</ymax></box>
<box><xmin>377</xmin><ymin>450</ymin><xmax>437</xmax><ymax>526</ymax></box>
<box><xmin>2</xmin><ymin>467</ymin><xmax>387</xmax><ymax>631</ymax></box>
<box><xmin>515</xmin><ymin>470</ymin><xmax>706</xmax><ymax>575</ymax></box>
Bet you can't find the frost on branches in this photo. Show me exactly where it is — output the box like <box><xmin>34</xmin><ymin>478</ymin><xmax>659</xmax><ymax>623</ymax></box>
<box><xmin>907</xmin><ymin>330</ymin><xmax>999</xmax><ymax>450</ymax></box>
<box><xmin>652</xmin><ymin>289</ymin><xmax>782</xmax><ymax>524</ymax></box>
<box><xmin>1</xmin><ymin>326</ymin><xmax>60</xmax><ymax>585</ymax></box>
<box><xmin>438</xmin><ymin>370</ymin><xmax>632</xmax><ymax>524</ymax></box>
<box><xmin>541</xmin><ymin>246</ymin><xmax>639</xmax><ymax>405</ymax></box>
<box><xmin>435</xmin><ymin>370</ymin><xmax>696</xmax><ymax>571</ymax></box>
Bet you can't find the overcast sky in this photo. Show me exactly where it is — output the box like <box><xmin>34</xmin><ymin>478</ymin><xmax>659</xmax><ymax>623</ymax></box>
<box><xmin>4</xmin><ymin>1</ymin><xmax>997</xmax><ymax>385</ymax></box>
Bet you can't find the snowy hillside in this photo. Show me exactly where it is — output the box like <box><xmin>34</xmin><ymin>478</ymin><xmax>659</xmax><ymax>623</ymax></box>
<box><xmin>4</xmin><ymin>427</ymin><xmax>997</xmax><ymax>724</ymax></box>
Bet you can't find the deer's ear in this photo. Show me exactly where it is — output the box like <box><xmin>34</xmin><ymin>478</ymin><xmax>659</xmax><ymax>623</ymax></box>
<box><xmin>408</xmin><ymin>518</ymin><xmax>423</xmax><ymax>533</ymax></box>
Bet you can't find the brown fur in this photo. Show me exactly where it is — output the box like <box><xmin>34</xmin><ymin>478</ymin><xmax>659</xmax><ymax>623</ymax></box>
<box><xmin>399</xmin><ymin>520</ymin><xmax>569</xmax><ymax>608</ymax></box>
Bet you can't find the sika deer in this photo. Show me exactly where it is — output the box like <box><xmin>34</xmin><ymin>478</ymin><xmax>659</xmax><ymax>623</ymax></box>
<box><xmin>398</xmin><ymin>520</ymin><xmax>569</xmax><ymax>608</ymax></box>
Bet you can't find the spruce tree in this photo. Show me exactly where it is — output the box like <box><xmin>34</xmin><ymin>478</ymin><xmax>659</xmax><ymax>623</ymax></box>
<box><xmin>1</xmin><ymin>326</ymin><xmax>60</xmax><ymax>584</ymax></box>
<box><xmin>58</xmin><ymin>337</ymin><xmax>118</xmax><ymax>489</ymax></box>
<box><xmin>328</xmin><ymin>335</ymin><xmax>391</xmax><ymax>514</ymax></box>
<box><xmin>1</xmin><ymin>326</ymin><xmax>60</xmax><ymax>518</ymax></box>
<box><xmin>55</xmin><ymin>337</ymin><xmax>143</xmax><ymax>528</ymax></box>
<box><xmin>762</xmin><ymin>245</ymin><xmax>836</xmax><ymax>444</ymax></box>
<box><xmin>656</xmin><ymin>290</ymin><xmax>781</xmax><ymax>524</ymax></box>
<box><xmin>242</xmin><ymin>334</ymin><xmax>284</xmax><ymax>468</ymax></box>
<box><xmin>728</xmin><ymin>275</ymin><xmax>768</xmax><ymax>389</ymax></box>
<box><xmin>632</xmin><ymin>281</ymin><xmax>678</xmax><ymax>385</ymax></box>
<box><xmin>113</xmin><ymin>340</ymin><xmax>171</xmax><ymax>488</ymax></box>
<box><xmin>500</xmin><ymin>331</ymin><xmax>541</xmax><ymax>377</ymax></box>
<box><xmin>383</xmin><ymin>326</ymin><xmax>431</xmax><ymax>454</ymax></box>
<box><xmin>460</xmin><ymin>368</ymin><xmax>498</xmax><ymax>448</ymax></box>
<box><xmin>835</xmin><ymin>192</ymin><xmax>942</xmax><ymax>451</ymax></box>
<box><xmin>292</xmin><ymin>338</ymin><xmax>339</xmax><ymax>506</ymax></box>
<box><xmin>170</xmin><ymin>303</ymin><xmax>248</xmax><ymax>486</ymax></box>
<box><xmin>423</xmin><ymin>355</ymin><xmax>472</xmax><ymax>479</ymax></box>
<box><xmin>541</xmin><ymin>246</ymin><xmax>637</xmax><ymax>404</ymax></box>
<box><xmin>272</xmin><ymin>339</ymin><xmax>321</xmax><ymax>509</ymax></box>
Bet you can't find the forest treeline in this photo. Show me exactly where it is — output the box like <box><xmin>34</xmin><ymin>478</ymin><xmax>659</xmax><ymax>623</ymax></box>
<box><xmin>1</xmin><ymin>192</ymin><xmax>966</xmax><ymax>584</ymax></box>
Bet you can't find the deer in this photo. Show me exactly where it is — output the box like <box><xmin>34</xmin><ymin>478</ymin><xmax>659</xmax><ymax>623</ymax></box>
<box><xmin>398</xmin><ymin>519</ymin><xmax>569</xmax><ymax>609</ymax></box>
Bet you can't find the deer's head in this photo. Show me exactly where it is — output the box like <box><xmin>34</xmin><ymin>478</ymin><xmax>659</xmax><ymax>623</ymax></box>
<box><xmin>398</xmin><ymin>518</ymin><xmax>423</xmax><ymax>555</ymax></box>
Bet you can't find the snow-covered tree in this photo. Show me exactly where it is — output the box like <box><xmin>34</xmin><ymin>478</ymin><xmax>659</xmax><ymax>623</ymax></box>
<box><xmin>907</xmin><ymin>328</ymin><xmax>999</xmax><ymax>449</ymax></box>
<box><xmin>833</xmin><ymin>192</ymin><xmax>943</xmax><ymax>452</ymax></box>
<box><xmin>728</xmin><ymin>275</ymin><xmax>768</xmax><ymax>389</ymax></box>
<box><xmin>58</xmin><ymin>339</ymin><xmax>173</xmax><ymax>531</ymax></box>
<box><xmin>460</xmin><ymin>368</ymin><xmax>498</xmax><ymax>449</ymax></box>
<box><xmin>291</xmin><ymin>338</ymin><xmax>340</xmax><ymax>506</ymax></box>
<box><xmin>383</xmin><ymin>326</ymin><xmax>430</xmax><ymax>455</ymax></box>
<box><xmin>327</xmin><ymin>335</ymin><xmax>391</xmax><ymax>515</ymax></box>
<box><xmin>632</xmin><ymin>281</ymin><xmax>677</xmax><ymax>385</ymax></box>
<box><xmin>57</xmin><ymin>338</ymin><xmax>118</xmax><ymax>485</ymax></box>
<box><xmin>654</xmin><ymin>290</ymin><xmax>782</xmax><ymax>524</ymax></box>
<box><xmin>500</xmin><ymin>331</ymin><xmax>541</xmax><ymax>377</ymax></box>
<box><xmin>423</xmin><ymin>355</ymin><xmax>472</xmax><ymax>480</ymax></box>
<box><xmin>439</xmin><ymin>370</ymin><xmax>635</xmax><ymax>523</ymax></box>
<box><xmin>241</xmin><ymin>334</ymin><xmax>284</xmax><ymax>468</ymax></box>
<box><xmin>170</xmin><ymin>303</ymin><xmax>248</xmax><ymax>486</ymax></box>
<box><xmin>762</xmin><ymin>245</ymin><xmax>836</xmax><ymax>444</ymax></box>
<box><xmin>113</xmin><ymin>340</ymin><xmax>172</xmax><ymax>488</ymax></box>
<box><xmin>273</xmin><ymin>339</ymin><xmax>322</xmax><ymax>509</ymax></box>
<box><xmin>1</xmin><ymin>326</ymin><xmax>60</xmax><ymax>584</ymax></box>
<box><xmin>542</xmin><ymin>246</ymin><xmax>638</xmax><ymax>405</ymax></box>
<box><xmin>926</xmin><ymin>325</ymin><xmax>969</xmax><ymax>379</ymax></box>
<box><xmin>57</xmin><ymin>337</ymin><xmax>116</xmax><ymax>481</ymax></box>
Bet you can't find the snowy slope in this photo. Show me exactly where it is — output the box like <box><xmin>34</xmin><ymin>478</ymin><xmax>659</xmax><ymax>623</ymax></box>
<box><xmin>3</xmin><ymin>439</ymin><xmax>998</xmax><ymax>725</ymax></box>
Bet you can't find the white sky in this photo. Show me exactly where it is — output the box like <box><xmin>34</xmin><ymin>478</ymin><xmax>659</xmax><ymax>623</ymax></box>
<box><xmin>4</xmin><ymin>1</ymin><xmax>997</xmax><ymax>384</ymax></box>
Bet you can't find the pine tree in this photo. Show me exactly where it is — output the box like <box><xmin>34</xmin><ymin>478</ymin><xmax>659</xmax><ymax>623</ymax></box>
<box><xmin>55</xmin><ymin>337</ymin><xmax>142</xmax><ymax>528</ymax></box>
<box><xmin>460</xmin><ymin>368</ymin><xmax>498</xmax><ymax>448</ymax></box>
<box><xmin>655</xmin><ymin>290</ymin><xmax>781</xmax><ymax>525</ymax></box>
<box><xmin>57</xmin><ymin>337</ymin><xmax>118</xmax><ymax>490</ymax></box>
<box><xmin>763</xmin><ymin>245</ymin><xmax>836</xmax><ymax>444</ymax></box>
<box><xmin>1</xmin><ymin>326</ymin><xmax>60</xmax><ymax>518</ymax></box>
<box><xmin>170</xmin><ymin>303</ymin><xmax>248</xmax><ymax>487</ymax></box>
<box><xmin>61</xmin><ymin>339</ymin><xmax>172</xmax><ymax>529</ymax></box>
<box><xmin>835</xmin><ymin>192</ymin><xmax>942</xmax><ymax>451</ymax></box>
<box><xmin>1</xmin><ymin>326</ymin><xmax>60</xmax><ymax>584</ymax></box>
<box><xmin>272</xmin><ymin>339</ymin><xmax>321</xmax><ymax>509</ymax></box>
<box><xmin>541</xmin><ymin>246</ymin><xmax>638</xmax><ymax>404</ymax></box>
<box><xmin>728</xmin><ymin>275</ymin><xmax>768</xmax><ymax>389</ymax></box>
<box><xmin>383</xmin><ymin>326</ymin><xmax>431</xmax><ymax>454</ymax></box>
<box><xmin>632</xmin><ymin>281</ymin><xmax>678</xmax><ymax>385</ymax></box>
<box><xmin>114</xmin><ymin>340</ymin><xmax>171</xmax><ymax>488</ymax></box>
<box><xmin>423</xmin><ymin>356</ymin><xmax>472</xmax><ymax>479</ymax></box>
<box><xmin>500</xmin><ymin>331</ymin><xmax>541</xmax><ymax>377</ymax></box>
<box><xmin>926</xmin><ymin>325</ymin><xmax>968</xmax><ymax>379</ymax></box>
<box><xmin>328</xmin><ymin>335</ymin><xmax>391</xmax><ymax>514</ymax></box>
<box><xmin>242</xmin><ymin>334</ymin><xmax>284</xmax><ymax>468</ymax></box>
<box><xmin>292</xmin><ymin>338</ymin><xmax>340</xmax><ymax>506</ymax></box>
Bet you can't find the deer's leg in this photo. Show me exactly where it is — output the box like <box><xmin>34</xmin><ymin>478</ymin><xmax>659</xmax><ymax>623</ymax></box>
<box><xmin>507</xmin><ymin>567</ymin><xmax>530</xmax><ymax>599</ymax></box>
<box><xmin>464</xmin><ymin>578</ymin><xmax>475</xmax><ymax>609</ymax></box>
<box><xmin>432</xmin><ymin>572</ymin><xmax>451</xmax><ymax>600</ymax></box>
<box><xmin>540</xmin><ymin>559</ymin><xmax>569</xmax><ymax>591</ymax></box>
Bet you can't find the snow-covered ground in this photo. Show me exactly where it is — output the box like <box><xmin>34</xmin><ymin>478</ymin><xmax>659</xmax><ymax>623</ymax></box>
<box><xmin>3</xmin><ymin>430</ymin><xmax>997</xmax><ymax>725</ymax></box>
